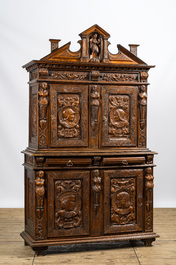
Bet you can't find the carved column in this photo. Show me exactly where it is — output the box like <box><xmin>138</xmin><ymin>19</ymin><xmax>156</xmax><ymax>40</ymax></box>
<box><xmin>90</xmin><ymin>85</ymin><xmax>100</xmax><ymax>148</ymax></box>
<box><xmin>38</xmin><ymin>82</ymin><xmax>49</xmax><ymax>148</ymax></box>
<box><xmin>139</xmin><ymin>85</ymin><xmax>147</xmax><ymax>147</ymax></box>
<box><xmin>92</xmin><ymin>170</ymin><xmax>101</xmax><ymax>215</ymax></box>
<box><xmin>145</xmin><ymin>167</ymin><xmax>154</xmax><ymax>231</ymax></box>
<box><xmin>35</xmin><ymin>171</ymin><xmax>45</xmax><ymax>239</ymax></box>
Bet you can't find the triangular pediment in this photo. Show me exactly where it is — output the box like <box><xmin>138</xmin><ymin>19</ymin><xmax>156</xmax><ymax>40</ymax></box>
<box><xmin>79</xmin><ymin>24</ymin><xmax>110</xmax><ymax>38</ymax></box>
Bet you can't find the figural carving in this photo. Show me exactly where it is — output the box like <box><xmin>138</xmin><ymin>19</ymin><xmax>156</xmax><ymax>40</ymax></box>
<box><xmin>58</xmin><ymin>94</ymin><xmax>80</xmax><ymax>138</ymax></box>
<box><xmin>109</xmin><ymin>95</ymin><xmax>129</xmax><ymax>138</ymax></box>
<box><xmin>139</xmin><ymin>85</ymin><xmax>147</xmax><ymax>129</ymax></box>
<box><xmin>111</xmin><ymin>178</ymin><xmax>136</xmax><ymax>225</ymax></box>
<box><xmin>92</xmin><ymin>170</ymin><xmax>101</xmax><ymax>214</ymax></box>
<box><xmin>145</xmin><ymin>167</ymin><xmax>154</xmax><ymax>231</ymax></box>
<box><xmin>89</xmin><ymin>33</ymin><xmax>101</xmax><ymax>62</ymax></box>
<box><xmin>54</xmin><ymin>180</ymin><xmax>82</xmax><ymax>229</ymax></box>
<box><xmin>38</xmin><ymin>82</ymin><xmax>48</xmax><ymax>147</ymax></box>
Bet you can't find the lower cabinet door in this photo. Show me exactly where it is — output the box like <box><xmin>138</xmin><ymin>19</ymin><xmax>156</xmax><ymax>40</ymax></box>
<box><xmin>104</xmin><ymin>169</ymin><xmax>143</xmax><ymax>234</ymax></box>
<box><xmin>47</xmin><ymin>171</ymin><xmax>90</xmax><ymax>237</ymax></box>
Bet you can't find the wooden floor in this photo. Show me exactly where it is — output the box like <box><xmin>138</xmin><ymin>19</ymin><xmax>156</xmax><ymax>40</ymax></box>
<box><xmin>0</xmin><ymin>209</ymin><xmax>176</xmax><ymax>264</ymax></box>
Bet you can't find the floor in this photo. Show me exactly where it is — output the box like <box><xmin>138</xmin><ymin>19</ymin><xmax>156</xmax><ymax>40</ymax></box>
<box><xmin>0</xmin><ymin>209</ymin><xmax>176</xmax><ymax>265</ymax></box>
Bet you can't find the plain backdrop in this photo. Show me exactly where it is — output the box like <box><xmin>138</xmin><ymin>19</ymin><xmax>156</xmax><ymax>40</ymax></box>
<box><xmin>0</xmin><ymin>0</ymin><xmax>176</xmax><ymax>208</ymax></box>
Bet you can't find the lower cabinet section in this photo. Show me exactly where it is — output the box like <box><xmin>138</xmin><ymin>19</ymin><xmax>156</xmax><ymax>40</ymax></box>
<box><xmin>47</xmin><ymin>171</ymin><xmax>90</xmax><ymax>237</ymax></box>
<box><xmin>22</xmin><ymin>162</ymin><xmax>158</xmax><ymax>252</ymax></box>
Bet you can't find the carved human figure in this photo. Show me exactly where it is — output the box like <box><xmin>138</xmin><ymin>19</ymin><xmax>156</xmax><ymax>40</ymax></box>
<box><xmin>110</xmin><ymin>108</ymin><xmax>128</xmax><ymax>128</ymax></box>
<box><xmin>59</xmin><ymin>107</ymin><xmax>80</xmax><ymax>128</ymax></box>
<box><xmin>139</xmin><ymin>85</ymin><xmax>147</xmax><ymax>129</ymax></box>
<box><xmin>35</xmin><ymin>171</ymin><xmax>45</xmax><ymax>208</ymax></box>
<box><xmin>90</xmin><ymin>34</ymin><xmax>100</xmax><ymax>61</ymax></box>
<box><xmin>38</xmin><ymin>83</ymin><xmax>48</xmax><ymax>120</ymax></box>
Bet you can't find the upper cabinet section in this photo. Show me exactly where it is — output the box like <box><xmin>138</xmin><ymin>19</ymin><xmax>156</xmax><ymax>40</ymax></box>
<box><xmin>23</xmin><ymin>24</ymin><xmax>152</xmax><ymax>70</ymax></box>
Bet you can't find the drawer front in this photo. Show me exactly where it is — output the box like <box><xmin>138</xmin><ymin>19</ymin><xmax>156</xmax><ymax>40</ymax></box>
<box><xmin>46</xmin><ymin>158</ymin><xmax>92</xmax><ymax>167</ymax></box>
<box><xmin>102</xmin><ymin>157</ymin><xmax>145</xmax><ymax>166</ymax></box>
<box><xmin>47</xmin><ymin>171</ymin><xmax>90</xmax><ymax>237</ymax></box>
<box><xmin>104</xmin><ymin>169</ymin><xmax>143</xmax><ymax>234</ymax></box>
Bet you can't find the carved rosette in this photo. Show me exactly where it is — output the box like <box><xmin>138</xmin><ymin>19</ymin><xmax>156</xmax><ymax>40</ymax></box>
<box><xmin>111</xmin><ymin>178</ymin><xmax>136</xmax><ymax>225</ymax></box>
<box><xmin>35</xmin><ymin>171</ymin><xmax>45</xmax><ymax>239</ymax></box>
<box><xmin>54</xmin><ymin>180</ymin><xmax>82</xmax><ymax>229</ymax></box>
<box><xmin>109</xmin><ymin>95</ymin><xmax>130</xmax><ymax>138</ymax></box>
<box><xmin>138</xmin><ymin>85</ymin><xmax>147</xmax><ymax>147</ymax></box>
<box><xmin>38</xmin><ymin>82</ymin><xmax>49</xmax><ymax>148</ymax></box>
<box><xmin>58</xmin><ymin>94</ymin><xmax>80</xmax><ymax>138</ymax></box>
<box><xmin>90</xmin><ymin>85</ymin><xmax>100</xmax><ymax>138</ymax></box>
<box><xmin>92</xmin><ymin>170</ymin><xmax>101</xmax><ymax>214</ymax></box>
<box><xmin>145</xmin><ymin>167</ymin><xmax>154</xmax><ymax>231</ymax></box>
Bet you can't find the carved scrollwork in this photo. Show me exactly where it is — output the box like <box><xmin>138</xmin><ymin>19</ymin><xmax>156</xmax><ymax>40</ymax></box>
<box><xmin>92</xmin><ymin>170</ymin><xmax>101</xmax><ymax>214</ymax></box>
<box><xmin>35</xmin><ymin>171</ymin><xmax>45</xmax><ymax>239</ymax></box>
<box><xmin>58</xmin><ymin>94</ymin><xmax>80</xmax><ymax>138</ymax></box>
<box><xmin>38</xmin><ymin>83</ymin><xmax>48</xmax><ymax>148</ymax></box>
<box><xmin>145</xmin><ymin>167</ymin><xmax>154</xmax><ymax>231</ymax></box>
<box><xmin>54</xmin><ymin>180</ymin><xmax>82</xmax><ymax>229</ymax></box>
<box><xmin>111</xmin><ymin>178</ymin><xmax>136</xmax><ymax>225</ymax></box>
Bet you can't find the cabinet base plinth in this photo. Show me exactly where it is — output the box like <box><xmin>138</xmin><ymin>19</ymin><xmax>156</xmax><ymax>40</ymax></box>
<box><xmin>21</xmin><ymin>231</ymin><xmax>159</xmax><ymax>253</ymax></box>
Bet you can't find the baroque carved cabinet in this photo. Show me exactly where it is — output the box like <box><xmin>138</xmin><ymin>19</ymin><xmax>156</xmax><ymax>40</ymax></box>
<box><xmin>21</xmin><ymin>25</ymin><xmax>158</xmax><ymax>254</ymax></box>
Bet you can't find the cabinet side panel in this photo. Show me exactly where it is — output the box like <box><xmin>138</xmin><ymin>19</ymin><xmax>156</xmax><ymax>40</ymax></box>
<box><xmin>29</xmin><ymin>84</ymin><xmax>38</xmax><ymax>148</ymax></box>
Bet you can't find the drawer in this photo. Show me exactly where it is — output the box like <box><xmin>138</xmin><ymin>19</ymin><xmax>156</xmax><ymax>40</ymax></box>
<box><xmin>102</xmin><ymin>157</ymin><xmax>145</xmax><ymax>166</ymax></box>
<box><xmin>46</xmin><ymin>158</ymin><xmax>92</xmax><ymax>167</ymax></box>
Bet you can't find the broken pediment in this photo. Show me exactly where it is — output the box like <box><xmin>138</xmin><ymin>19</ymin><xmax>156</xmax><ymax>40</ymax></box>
<box><xmin>40</xmin><ymin>24</ymin><xmax>147</xmax><ymax>65</ymax></box>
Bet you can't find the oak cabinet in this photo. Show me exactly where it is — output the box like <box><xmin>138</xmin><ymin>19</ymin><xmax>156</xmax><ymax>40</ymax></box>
<box><xmin>21</xmin><ymin>25</ymin><xmax>158</xmax><ymax>254</ymax></box>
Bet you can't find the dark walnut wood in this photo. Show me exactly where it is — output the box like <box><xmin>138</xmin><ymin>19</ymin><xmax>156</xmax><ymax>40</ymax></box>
<box><xmin>21</xmin><ymin>24</ymin><xmax>159</xmax><ymax>255</ymax></box>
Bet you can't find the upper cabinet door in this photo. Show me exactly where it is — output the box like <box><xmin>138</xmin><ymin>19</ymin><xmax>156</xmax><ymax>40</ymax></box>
<box><xmin>50</xmin><ymin>84</ymin><xmax>88</xmax><ymax>147</ymax></box>
<box><xmin>101</xmin><ymin>86</ymin><xmax>137</xmax><ymax>147</ymax></box>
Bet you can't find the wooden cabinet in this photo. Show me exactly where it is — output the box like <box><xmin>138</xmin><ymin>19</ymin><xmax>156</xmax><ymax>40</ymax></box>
<box><xmin>21</xmin><ymin>25</ymin><xmax>158</xmax><ymax>254</ymax></box>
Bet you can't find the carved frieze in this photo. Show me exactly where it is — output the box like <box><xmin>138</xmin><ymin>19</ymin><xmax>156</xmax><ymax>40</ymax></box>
<box><xmin>100</xmin><ymin>73</ymin><xmax>138</xmax><ymax>82</ymax></box>
<box><xmin>38</xmin><ymin>82</ymin><xmax>49</xmax><ymax>148</ymax></box>
<box><xmin>58</xmin><ymin>94</ymin><xmax>80</xmax><ymax>138</ymax></box>
<box><xmin>109</xmin><ymin>95</ymin><xmax>130</xmax><ymax>138</ymax></box>
<box><xmin>49</xmin><ymin>71</ymin><xmax>88</xmax><ymax>80</ymax></box>
<box><xmin>145</xmin><ymin>167</ymin><xmax>154</xmax><ymax>231</ymax></box>
<box><xmin>111</xmin><ymin>177</ymin><xmax>136</xmax><ymax>225</ymax></box>
<box><xmin>54</xmin><ymin>180</ymin><xmax>82</xmax><ymax>229</ymax></box>
<box><xmin>92</xmin><ymin>170</ymin><xmax>101</xmax><ymax>214</ymax></box>
<box><xmin>35</xmin><ymin>171</ymin><xmax>45</xmax><ymax>239</ymax></box>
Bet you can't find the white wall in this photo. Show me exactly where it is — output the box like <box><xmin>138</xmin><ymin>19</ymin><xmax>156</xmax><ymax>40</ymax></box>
<box><xmin>0</xmin><ymin>0</ymin><xmax>176</xmax><ymax>207</ymax></box>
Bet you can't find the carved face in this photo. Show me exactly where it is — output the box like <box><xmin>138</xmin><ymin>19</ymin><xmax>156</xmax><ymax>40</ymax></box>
<box><xmin>60</xmin><ymin>195</ymin><xmax>76</xmax><ymax>211</ymax></box>
<box><xmin>59</xmin><ymin>106</ymin><xmax>80</xmax><ymax>128</ymax></box>
<box><xmin>62</xmin><ymin>108</ymin><xmax>75</xmax><ymax>122</ymax></box>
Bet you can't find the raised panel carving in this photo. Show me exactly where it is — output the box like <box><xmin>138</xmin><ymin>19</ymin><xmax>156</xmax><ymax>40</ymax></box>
<box><xmin>54</xmin><ymin>180</ymin><xmax>82</xmax><ymax>229</ymax></box>
<box><xmin>48</xmin><ymin>171</ymin><xmax>90</xmax><ymax>237</ymax></box>
<box><xmin>104</xmin><ymin>169</ymin><xmax>143</xmax><ymax>234</ymax></box>
<box><xmin>101</xmin><ymin>86</ymin><xmax>137</xmax><ymax>147</ymax></box>
<box><xmin>50</xmin><ymin>85</ymin><xmax>88</xmax><ymax>147</ymax></box>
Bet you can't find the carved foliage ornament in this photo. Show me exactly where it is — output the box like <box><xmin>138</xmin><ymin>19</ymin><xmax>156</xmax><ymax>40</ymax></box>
<box><xmin>111</xmin><ymin>178</ymin><xmax>136</xmax><ymax>225</ymax></box>
<box><xmin>58</xmin><ymin>94</ymin><xmax>80</xmax><ymax>138</ymax></box>
<box><xmin>54</xmin><ymin>180</ymin><xmax>82</xmax><ymax>229</ymax></box>
<box><xmin>35</xmin><ymin>171</ymin><xmax>45</xmax><ymax>239</ymax></box>
<box><xmin>38</xmin><ymin>82</ymin><xmax>49</xmax><ymax>147</ymax></box>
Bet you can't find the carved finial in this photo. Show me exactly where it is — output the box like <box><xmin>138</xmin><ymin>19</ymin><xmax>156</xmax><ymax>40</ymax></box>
<box><xmin>128</xmin><ymin>44</ymin><xmax>139</xmax><ymax>56</ymax></box>
<box><xmin>49</xmin><ymin>39</ymin><xmax>61</xmax><ymax>52</ymax></box>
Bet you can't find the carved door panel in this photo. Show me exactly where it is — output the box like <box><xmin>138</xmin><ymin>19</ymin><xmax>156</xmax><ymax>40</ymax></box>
<box><xmin>50</xmin><ymin>84</ymin><xmax>88</xmax><ymax>147</ymax></box>
<box><xmin>47</xmin><ymin>171</ymin><xmax>90</xmax><ymax>237</ymax></box>
<box><xmin>104</xmin><ymin>169</ymin><xmax>143</xmax><ymax>234</ymax></box>
<box><xmin>101</xmin><ymin>86</ymin><xmax>137</xmax><ymax>147</ymax></box>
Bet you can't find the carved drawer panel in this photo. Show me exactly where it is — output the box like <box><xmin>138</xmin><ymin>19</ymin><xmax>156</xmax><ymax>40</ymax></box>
<box><xmin>50</xmin><ymin>84</ymin><xmax>88</xmax><ymax>147</ymax></box>
<box><xmin>104</xmin><ymin>169</ymin><xmax>143</xmax><ymax>234</ymax></box>
<box><xmin>46</xmin><ymin>158</ymin><xmax>92</xmax><ymax>167</ymax></box>
<box><xmin>102</xmin><ymin>157</ymin><xmax>145</xmax><ymax>166</ymax></box>
<box><xmin>101</xmin><ymin>86</ymin><xmax>137</xmax><ymax>147</ymax></box>
<box><xmin>47</xmin><ymin>171</ymin><xmax>90</xmax><ymax>237</ymax></box>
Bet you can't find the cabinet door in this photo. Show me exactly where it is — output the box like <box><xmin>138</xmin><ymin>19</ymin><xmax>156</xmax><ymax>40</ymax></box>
<box><xmin>47</xmin><ymin>171</ymin><xmax>90</xmax><ymax>237</ymax></box>
<box><xmin>104</xmin><ymin>169</ymin><xmax>143</xmax><ymax>234</ymax></box>
<box><xmin>50</xmin><ymin>84</ymin><xmax>88</xmax><ymax>147</ymax></box>
<box><xmin>101</xmin><ymin>86</ymin><xmax>137</xmax><ymax>147</ymax></box>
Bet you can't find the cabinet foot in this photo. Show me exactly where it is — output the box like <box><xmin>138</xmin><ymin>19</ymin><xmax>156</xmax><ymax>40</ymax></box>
<box><xmin>24</xmin><ymin>241</ymin><xmax>28</xmax><ymax>246</ymax></box>
<box><xmin>32</xmin><ymin>246</ymin><xmax>48</xmax><ymax>256</ymax></box>
<box><xmin>142</xmin><ymin>238</ymin><xmax>155</xmax><ymax>246</ymax></box>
